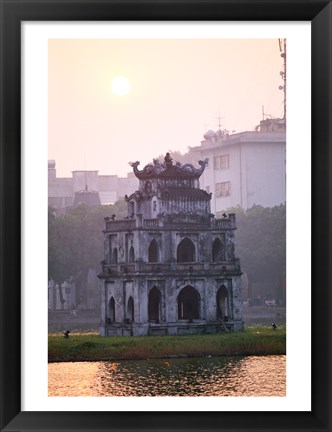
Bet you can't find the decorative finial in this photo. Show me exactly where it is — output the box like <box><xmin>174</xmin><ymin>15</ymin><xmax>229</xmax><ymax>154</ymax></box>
<box><xmin>164</xmin><ymin>152</ymin><xmax>173</xmax><ymax>168</ymax></box>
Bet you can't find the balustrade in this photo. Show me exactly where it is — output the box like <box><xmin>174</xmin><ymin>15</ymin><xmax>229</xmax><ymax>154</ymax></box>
<box><xmin>214</xmin><ymin>219</ymin><xmax>232</xmax><ymax>228</ymax></box>
<box><xmin>106</xmin><ymin>219</ymin><xmax>136</xmax><ymax>231</ymax></box>
<box><xmin>143</xmin><ymin>218</ymin><xmax>160</xmax><ymax>228</ymax></box>
<box><xmin>102</xmin><ymin>260</ymin><xmax>240</xmax><ymax>276</ymax></box>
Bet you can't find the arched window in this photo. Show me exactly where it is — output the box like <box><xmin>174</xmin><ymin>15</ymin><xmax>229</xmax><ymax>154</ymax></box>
<box><xmin>212</xmin><ymin>238</ymin><xmax>224</xmax><ymax>262</ymax></box>
<box><xmin>108</xmin><ymin>297</ymin><xmax>115</xmax><ymax>322</ymax></box>
<box><xmin>217</xmin><ymin>285</ymin><xmax>229</xmax><ymax>321</ymax></box>
<box><xmin>129</xmin><ymin>246</ymin><xmax>135</xmax><ymax>263</ymax></box>
<box><xmin>177</xmin><ymin>238</ymin><xmax>195</xmax><ymax>262</ymax></box>
<box><xmin>151</xmin><ymin>198</ymin><xmax>158</xmax><ymax>217</ymax></box>
<box><xmin>127</xmin><ymin>296</ymin><xmax>134</xmax><ymax>322</ymax></box>
<box><xmin>178</xmin><ymin>285</ymin><xmax>200</xmax><ymax>320</ymax></box>
<box><xmin>112</xmin><ymin>247</ymin><xmax>118</xmax><ymax>263</ymax></box>
<box><xmin>148</xmin><ymin>239</ymin><xmax>158</xmax><ymax>262</ymax></box>
<box><xmin>148</xmin><ymin>287</ymin><xmax>161</xmax><ymax>323</ymax></box>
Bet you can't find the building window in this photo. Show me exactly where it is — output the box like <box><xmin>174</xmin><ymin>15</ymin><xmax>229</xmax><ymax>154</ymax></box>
<box><xmin>108</xmin><ymin>297</ymin><xmax>115</xmax><ymax>322</ymax></box>
<box><xmin>148</xmin><ymin>239</ymin><xmax>159</xmax><ymax>262</ymax></box>
<box><xmin>212</xmin><ymin>237</ymin><xmax>225</xmax><ymax>262</ymax></box>
<box><xmin>214</xmin><ymin>154</ymin><xmax>229</xmax><ymax>170</ymax></box>
<box><xmin>177</xmin><ymin>238</ymin><xmax>196</xmax><ymax>262</ymax></box>
<box><xmin>128</xmin><ymin>246</ymin><xmax>135</xmax><ymax>263</ymax></box>
<box><xmin>215</xmin><ymin>182</ymin><xmax>231</xmax><ymax>197</ymax></box>
<box><xmin>148</xmin><ymin>287</ymin><xmax>161</xmax><ymax>323</ymax></box>
<box><xmin>127</xmin><ymin>296</ymin><xmax>134</xmax><ymax>322</ymax></box>
<box><xmin>217</xmin><ymin>285</ymin><xmax>229</xmax><ymax>321</ymax></box>
<box><xmin>112</xmin><ymin>247</ymin><xmax>118</xmax><ymax>263</ymax></box>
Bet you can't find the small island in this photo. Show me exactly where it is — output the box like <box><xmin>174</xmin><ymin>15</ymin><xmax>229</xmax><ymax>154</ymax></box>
<box><xmin>48</xmin><ymin>326</ymin><xmax>285</xmax><ymax>363</ymax></box>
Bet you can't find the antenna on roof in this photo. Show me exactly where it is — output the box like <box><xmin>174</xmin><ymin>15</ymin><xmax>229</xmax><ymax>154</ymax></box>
<box><xmin>278</xmin><ymin>38</ymin><xmax>286</xmax><ymax>126</ymax></box>
<box><xmin>215</xmin><ymin>114</ymin><xmax>230</xmax><ymax>137</ymax></box>
<box><xmin>216</xmin><ymin>115</ymin><xmax>223</xmax><ymax>131</ymax></box>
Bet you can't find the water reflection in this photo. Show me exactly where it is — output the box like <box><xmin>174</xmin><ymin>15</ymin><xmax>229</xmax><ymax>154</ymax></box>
<box><xmin>48</xmin><ymin>355</ymin><xmax>286</xmax><ymax>397</ymax></box>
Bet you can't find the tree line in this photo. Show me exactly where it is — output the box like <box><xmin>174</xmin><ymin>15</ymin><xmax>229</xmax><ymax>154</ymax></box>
<box><xmin>48</xmin><ymin>200</ymin><xmax>126</xmax><ymax>309</ymax></box>
<box><xmin>48</xmin><ymin>201</ymin><xmax>286</xmax><ymax>309</ymax></box>
<box><xmin>227</xmin><ymin>204</ymin><xmax>286</xmax><ymax>304</ymax></box>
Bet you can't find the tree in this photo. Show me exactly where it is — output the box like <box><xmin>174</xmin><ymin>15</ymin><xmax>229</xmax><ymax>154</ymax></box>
<box><xmin>48</xmin><ymin>208</ymin><xmax>76</xmax><ymax>309</ymax></box>
<box><xmin>48</xmin><ymin>199</ymin><xmax>127</xmax><ymax>309</ymax></box>
<box><xmin>228</xmin><ymin>204</ymin><xmax>286</xmax><ymax>303</ymax></box>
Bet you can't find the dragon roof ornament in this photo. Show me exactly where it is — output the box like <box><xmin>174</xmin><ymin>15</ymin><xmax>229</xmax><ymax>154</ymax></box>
<box><xmin>129</xmin><ymin>155</ymin><xmax>209</xmax><ymax>180</ymax></box>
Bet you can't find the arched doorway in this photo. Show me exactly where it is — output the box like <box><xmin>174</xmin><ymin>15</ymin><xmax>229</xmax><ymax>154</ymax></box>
<box><xmin>217</xmin><ymin>285</ymin><xmax>229</xmax><ymax>320</ymax></box>
<box><xmin>148</xmin><ymin>287</ymin><xmax>161</xmax><ymax>323</ymax></box>
<box><xmin>212</xmin><ymin>238</ymin><xmax>224</xmax><ymax>261</ymax></box>
<box><xmin>108</xmin><ymin>297</ymin><xmax>115</xmax><ymax>322</ymax></box>
<box><xmin>177</xmin><ymin>238</ymin><xmax>195</xmax><ymax>262</ymax></box>
<box><xmin>127</xmin><ymin>296</ymin><xmax>134</xmax><ymax>322</ymax></box>
<box><xmin>148</xmin><ymin>239</ymin><xmax>158</xmax><ymax>262</ymax></box>
<box><xmin>178</xmin><ymin>285</ymin><xmax>200</xmax><ymax>320</ymax></box>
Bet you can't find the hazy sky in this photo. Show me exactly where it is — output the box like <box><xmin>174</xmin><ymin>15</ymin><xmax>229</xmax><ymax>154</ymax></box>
<box><xmin>48</xmin><ymin>39</ymin><xmax>284</xmax><ymax>178</ymax></box>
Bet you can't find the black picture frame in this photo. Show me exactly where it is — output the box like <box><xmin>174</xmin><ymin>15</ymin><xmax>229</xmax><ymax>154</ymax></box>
<box><xmin>0</xmin><ymin>1</ymin><xmax>331</xmax><ymax>431</ymax></box>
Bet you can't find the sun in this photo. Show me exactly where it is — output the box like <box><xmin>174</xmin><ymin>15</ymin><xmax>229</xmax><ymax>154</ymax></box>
<box><xmin>111</xmin><ymin>76</ymin><xmax>131</xmax><ymax>96</ymax></box>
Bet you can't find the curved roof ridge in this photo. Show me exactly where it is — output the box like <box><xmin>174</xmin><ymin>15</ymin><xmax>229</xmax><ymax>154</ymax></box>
<box><xmin>130</xmin><ymin>155</ymin><xmax>208</xmax><ymax>180</ymax></box>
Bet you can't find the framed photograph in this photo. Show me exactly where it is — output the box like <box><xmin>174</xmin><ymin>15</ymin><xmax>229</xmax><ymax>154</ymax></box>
<box><xmin>1</xmin><ymin>0</ymin><xmax>331</xmax><ymax>431</ymax></box>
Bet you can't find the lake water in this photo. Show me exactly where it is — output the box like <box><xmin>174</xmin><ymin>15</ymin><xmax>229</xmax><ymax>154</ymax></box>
<box><xmin>48</xmin><ymin>355</ymin><xmax>286</xmax><ymax>397</ymax></box>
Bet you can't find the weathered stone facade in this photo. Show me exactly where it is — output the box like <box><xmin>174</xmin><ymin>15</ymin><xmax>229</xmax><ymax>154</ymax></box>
<box><xmin>99</xmin><ymin>154</ymin><xmax>243</xmax><ymax>336</ymax></box>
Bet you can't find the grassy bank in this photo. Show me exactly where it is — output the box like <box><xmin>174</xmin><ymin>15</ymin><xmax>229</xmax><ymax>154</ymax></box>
<box><xmin>48</xmin><ymin>326</ymin><xmax>286</xmax><ymax>362</ymax></box>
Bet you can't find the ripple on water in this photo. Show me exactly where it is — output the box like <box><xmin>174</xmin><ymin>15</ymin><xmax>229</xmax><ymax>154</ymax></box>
<box><xmin>48</xmin><ymin>355</ymin><xmax>286</xmax><ymax>397</ymax></box>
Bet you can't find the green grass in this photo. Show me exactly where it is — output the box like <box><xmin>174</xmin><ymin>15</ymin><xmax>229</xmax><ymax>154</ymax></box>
<box><xmin>48</xmin><ymin>326</ymin><xmax>286</xmax><ymax>362</ymax></box>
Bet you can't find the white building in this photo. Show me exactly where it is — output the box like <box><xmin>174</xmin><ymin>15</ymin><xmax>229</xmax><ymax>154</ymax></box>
<box><xmin>191</xmin><ymin>118</ymin><xmax>286</xmax><ymax>214</ymax></box>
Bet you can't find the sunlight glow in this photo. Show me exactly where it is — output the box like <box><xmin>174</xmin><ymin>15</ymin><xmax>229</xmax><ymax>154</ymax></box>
<box><xmin>111</xmin><ymin>76</ymin><xmax>131</xmax><ymax>96</ymax></box>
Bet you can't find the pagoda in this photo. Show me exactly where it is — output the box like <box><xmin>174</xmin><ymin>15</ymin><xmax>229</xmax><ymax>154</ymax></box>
<box><xmin>99</xmin><ymin>153</ymin><xmax>243</xmax><ymax>336</ymax></box>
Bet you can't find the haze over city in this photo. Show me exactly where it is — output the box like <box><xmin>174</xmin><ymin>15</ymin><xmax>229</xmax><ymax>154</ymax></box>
<box><xmin>48</xmin><ymin>39</ymin><xmax>285</xmax><ymax>178</ymax></box>
<box><xmin>20</xmin><ymin>23</ymin><xmax>310</xmax><ymax>412</ymax></box>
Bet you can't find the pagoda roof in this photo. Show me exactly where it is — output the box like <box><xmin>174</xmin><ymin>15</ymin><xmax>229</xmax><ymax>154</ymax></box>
<box><xmin>130</xmin><ymin>157</ymin><xmax>208</xmax><ymax>180</ymax></box>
